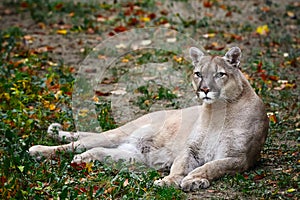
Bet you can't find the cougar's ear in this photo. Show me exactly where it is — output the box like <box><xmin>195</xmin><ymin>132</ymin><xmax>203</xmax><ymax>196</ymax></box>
<box><xmin>224</xmin><ymin>47</ymin><xmax>242</xmax><ymax>68</ymax></box>
<box><xmin>189</xmin><ymin>47</ymin><xmax>204</xmax><ymax>65</ymax></box>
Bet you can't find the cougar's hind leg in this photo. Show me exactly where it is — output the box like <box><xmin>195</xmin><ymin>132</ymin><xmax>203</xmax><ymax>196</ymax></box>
<box><xmin>72</xmin><ymin>143</ymin><xmax>144</xmax><ymax>164</ymax></box>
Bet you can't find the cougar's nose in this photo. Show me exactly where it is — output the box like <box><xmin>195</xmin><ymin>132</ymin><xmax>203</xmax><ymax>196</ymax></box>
<box><xmin>200</xmin><ymin>87</ymin><xmax>210</xmax><ymax>94</ymax></box>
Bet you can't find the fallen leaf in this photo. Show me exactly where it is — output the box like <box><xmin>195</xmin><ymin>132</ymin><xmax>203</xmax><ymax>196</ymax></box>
<box><xmin>127</xmin><ymin>17</ymin><xmax>139</xmax><ymax>26</ymax></box>
<box><xmin>160</xmin><ymin>10</ymin><xmax>168</xmax><ymax>15</ymax></box>
<box><xmin>85</xmin><ymin>162</ymin><xmax>93</xmax><ymax>173</ymax></box>
<box><xmin>55</xmin><ymin>3</ymin><xmax>63</xmax><ymax>10</ymax></box>
<box><xmin>104</xmin><ymin>187</ymin><xmax>115</xmax><ymax>194</ymax></box>
<box><xmin>225</xmin><ymin>11</ymin><xmax>232</xmax><ymax>17</ymax></box>
<box><xmin>38</xmin><ymin>22</ymin><xmax>46</xmax><ymax>29</ymax></box>
<box><xmin>267</xmin><ymin>112</ymin><xmax>277</xmax><ymax>123</ymax></box>
<box><xmin>95</xmin><ymin>90</ymin><xmax>110</xmax><ymax>96</ymax></box>
<box><xmin>86</xmin><ymin>28</ymin><xmax>95</xmax><ymax>34</ymax></box>
<box><xmin>78</xmin><ymin>109</ymin><xmax>89</xmax><ymax>117</ymax></box>
<box><xmin>256</xmin><ymin>25</ymin><xmax>269</xmax><ymax>36</ymax></box>
<box><xmin>49</xmin><ymin>104</ymin><xmax>56</xmax><ymax>111</ymax></box>
<box><xmin>173</xmin><ymin>55</ymin><xmax>183</xmax><ymax>63</ymax></box>
<box><xmin>268</xmin><ymin>75</ymin><xmax>279</xmax><ymax>81</ymax></box>
<box><xmin>148</xmin><ymin>13</ymin><xmax>156</xmax><ymax>19</ymax></box>
<box><xmin>141</xmin><ymin>17</ymin><xmax>150</xmax><ymax>22</ymax></box>
<box><xmin>70</xmin><ymin>162</ymin><xmax>86</xmax><ymax>170</ymax></box>
<box><xmin>24</xmin><ymin>35</ymin><xmax>34</xmax><ymax>42</ymax></box>
<box><xmin>287</xmin><ymin>11</ymin><xmax>296</xmax><ymax>19</ymax></box>
<box><xmin>261</xmin><ymin>6</ymin><xmax>270</xmax><ymax>12</ymax></box>
<box><xmin>122</xmin><ymin>58</ymin><xmax>129</xmax><ymax>63</ymax></box>
<box><xmin>114</xmin><ymin>26</ymin><xmax>127</xmax><ymax>33</ymax></box>
<box><xmin>274</xmin><ymin>80</ymin><xmax>296</xmax><ymax>90</ymax></box>
<box><xmin>253</xmin><ymin>174</ymin><xmax>265</xmax><ymax>181</ymax></box>
<box><xmin>123</xmin><ymin>179</ymin><xmax>129</xmax><ymax>187</ymax></box>
<box><xmin>55</xmin><ymin>90</ymin><xmax>63</xmax><ymax>100</ymax></box>
<box><xmin>205</xmin><ymin>42</ymin><xmax>225</xmax><ymax>50</ymax></box>
<box><xmin>56</xmin><ymin>29</ymin><xmax>68</xmax><ymax>35</ymax></box>
<box><xmin>75</xmin><ymin>186</ymin><xmax>87</xmax><ymax>193</ymax></box>
<box><xmin>203</xmin><ymin>0</ymin><xmax>213</xmax><ymax>8</ymax></box>
<box><xmin>286</xmin><ymin>188</ymin><xmax>296</xmax><ymax>193</ymax></box>
<box><xmin>202</xmin><ymin>33</ymin><xmax>216</xmax><ymax>38</ymax></box>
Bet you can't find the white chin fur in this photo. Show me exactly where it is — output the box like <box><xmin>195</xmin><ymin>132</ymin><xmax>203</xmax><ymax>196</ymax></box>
<box><xmin>202</xmin><ymin>98</ymin><xmax>215</xmax><ymax>104</ymax></box>
<box><xmin>197</xmin><ymin>92</ymin><xmax>217</xmax><ymax>104</ymax></box>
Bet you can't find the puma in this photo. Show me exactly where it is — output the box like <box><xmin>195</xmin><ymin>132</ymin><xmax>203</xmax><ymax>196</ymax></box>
<box><xmin>29</xmin><ymin>47</ymin><xmax>269</xmax><ymax>192</ymax></box>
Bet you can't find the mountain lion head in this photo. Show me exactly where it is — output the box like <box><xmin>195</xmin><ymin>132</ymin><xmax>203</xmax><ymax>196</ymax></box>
<box><xmin>190</xmin><ymin>47</ymin><xmax>244</xmax><ymax>104</ymax></box>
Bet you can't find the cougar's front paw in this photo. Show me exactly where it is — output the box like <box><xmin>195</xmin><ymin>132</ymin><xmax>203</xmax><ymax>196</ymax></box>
<box><xmin>29</xmin><ymin>145</ymin><xmax>54</xmax><ymax>158</ymax></box>
<box><xmin>154</xmin><ymin>176</ymin><xmax>182</xmax><ymax>188</ymax></box>
<box><xmin>71</xmin><ymin>153</ymin><xmax>93</xmax><ymax>164</ymax></box>
<box><xmin>180</xmin><ymin>176</ymin><xmax>210</xmax><ymax>192</ymax></box>
<box><xmin>47</xmin><ymin>123</ymin><xmax>62</xmax><ymax>135</ymax></box>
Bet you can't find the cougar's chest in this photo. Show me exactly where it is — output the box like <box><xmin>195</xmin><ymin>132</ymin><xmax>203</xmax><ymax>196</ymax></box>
<box><xmin>189</xmin><ymin>103</ymin><xmax>230</xmax><ymax>162</ymax></box>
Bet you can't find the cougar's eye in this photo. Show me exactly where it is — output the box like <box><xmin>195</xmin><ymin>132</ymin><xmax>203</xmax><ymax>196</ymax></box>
<box><xmin>215</xmin><ymin>72</ymin><xmax>227</xmax><ymax>78</ymax></box>
<box><xmin>194</xmin><ymin>72</ymin><xmax>202</xmax><ymax>78</ymax></box>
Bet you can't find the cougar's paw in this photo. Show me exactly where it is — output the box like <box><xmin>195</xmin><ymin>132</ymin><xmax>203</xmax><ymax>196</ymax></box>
<box><xmin>154</xmin><ymin>176</ymin><xmax>181</xmax><ymax>188</ymax></box>
<box><xmin>180</xmin><ymin>177</ymin><xmax>210</xmax><ymax>192</ymax></box>
<box><xmin>29</xmin><ymin>145</ymin><xmax>54</xmax><ymax>158</ymax></box>
<box><xmin>72</xmin><ymin>153</ymin><xmax>93</xmax><ymax>164</ymax></box>
<box><xmin>47</xmin><ymin>123</ymin><xmax>62</xmax><ymax>135</ymax></box>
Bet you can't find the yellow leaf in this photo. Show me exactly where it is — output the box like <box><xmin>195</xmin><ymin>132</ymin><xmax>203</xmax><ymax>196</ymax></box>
<box><xmin>85</xmin><ymin>162</ymin><xmax>93</xmax><ymax>173</ymax></box>
<box><xmin>55</xmin><ymin>90</ymin><xmax>63</xmax><ymax>100</ymax></box>
<box><xmin>49</xmin><ymin>104</ymin><xmax>56</xmax><ymax>111</ymax></box>
<box><xmin>286</xmin><ymin>188</ymin><xmax>296</xmax><ymax>193</ymax></box>
<box><xmin>43</xmin><ymin>100</ymin><xmax>50</xmax><ymax>108</ymax></box>
<box><xmin>203</xmin><ymin>33</ymin><xmax>216</xmax><ymax>38</ymax></box>
<box><xmin>4</xmin><ymin>93</ymin><xmax>10</xmax><ymax>100</ymax></box>
<box><xmin>78</xmin><ymin>109</ymin><xmax>89</xmax><ymax>117</ymax></box>
<box><xmin>92</xmin><ymin>95</ymin><xmax>99</xmax><ymax>103</ymax></box>
<box><xmin>141</xmin><ymin>17</ymin><xmax>150</xmax><ymax>22</ymax></box>
<box><xmin>256</xmin><ymin>25</ymin><xmax>269</xmax><ymax>35</ymax></box>
<box><xmin>22</xmin><ymin>134</ymin><xmax>29</xmax><ymax>139</ymax></box>
<box><xmin>121</xmin><ymin>58</ymin><xmax>129</xmax><ymax>63</ymax></box>
<box><xmin>56</xmin><ymin>29</ymin><xmax>68</xmax><ymax>35</ymax></box>
<box><xmin>173</xmin><ymin>55</ymin><xmax>183</xmax><ymax>63</ymax></box>
<box><xmin>144</xmin><ymin>100</ymin><xmax>151</xmax><ymax>106</ymax></box>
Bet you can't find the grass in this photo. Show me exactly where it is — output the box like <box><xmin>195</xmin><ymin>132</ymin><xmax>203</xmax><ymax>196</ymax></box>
<box><xmin>0</xmin><ymin>0</ymin><xmax>299</xmax><ymax>199</ymax></box>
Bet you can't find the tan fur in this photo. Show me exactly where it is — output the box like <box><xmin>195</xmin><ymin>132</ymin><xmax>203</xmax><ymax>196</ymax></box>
<box><xmin>29</xmin><ymin>47</ymin><xmax>269</xmax><ymax>192</ymax></box>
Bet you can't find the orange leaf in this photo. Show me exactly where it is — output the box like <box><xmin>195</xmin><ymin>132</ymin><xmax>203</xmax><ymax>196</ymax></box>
<box><xmin>267</xmin><ymin>112</ymin><xmax>277</xmax><ymax>123</ymax></box>
<box><xmin>203</xmin><ymin>0</ymin><xmax>213</xmax><ymax>8</ymax></box>
<box><xmin>49</xmin><ymin>104</ymin><xmax>56</xmax><ymax>111</ymax></box>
